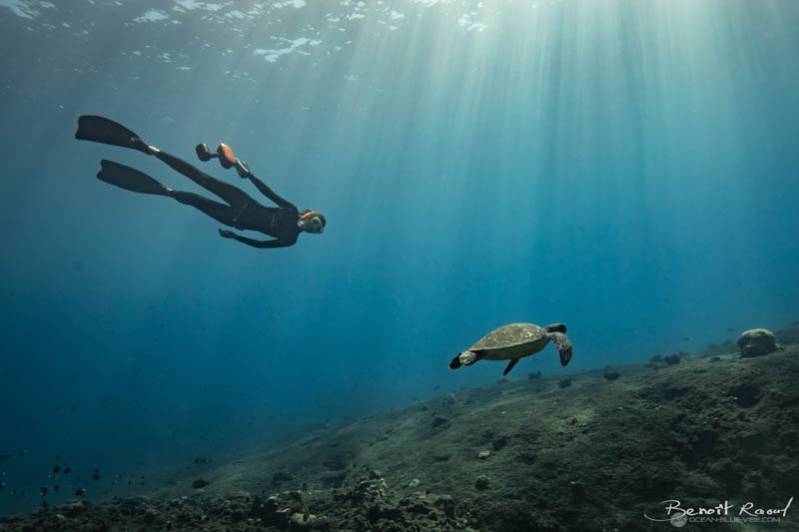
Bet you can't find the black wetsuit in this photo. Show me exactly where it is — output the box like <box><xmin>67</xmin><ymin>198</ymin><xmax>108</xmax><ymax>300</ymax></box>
<box><xmin>152</xmin><ymin>151</ymin><xmax>300</xmax><ymax>248</ymax></box>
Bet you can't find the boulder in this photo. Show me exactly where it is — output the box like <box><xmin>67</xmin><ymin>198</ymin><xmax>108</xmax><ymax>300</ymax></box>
<box><xmin>737</xmin><ymin>329</ymin><xmax>779</xmax><ymax>358</ymax></box>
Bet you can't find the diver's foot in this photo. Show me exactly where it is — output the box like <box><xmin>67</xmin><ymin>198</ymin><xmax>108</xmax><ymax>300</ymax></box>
<box><xmin>131</xmin><ymin>136</ymin><xmax>160</xmax><ymax>155</ymax></box>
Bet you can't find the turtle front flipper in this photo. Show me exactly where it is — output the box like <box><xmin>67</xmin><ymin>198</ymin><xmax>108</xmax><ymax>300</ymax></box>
<box><xmin>503</xmin><ymin>359</ymin><xmax>520</xmax><ymax>375</ymax></box>
<box><xmin>550</xmin><ymin>332</ymin><xmax>573</xmax><ymax>366</ymax></box>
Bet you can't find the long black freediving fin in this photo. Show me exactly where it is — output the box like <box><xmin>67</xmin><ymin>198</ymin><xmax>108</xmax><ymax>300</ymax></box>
<box><xmin>75</xmin><ymin>115</ymin><xmax>150</xmax><ymax>154</ymax></box>
<box><xmin>97</xmin><ymin>160</ymin><xmax>168</xmax><ymax>195</ymax></box>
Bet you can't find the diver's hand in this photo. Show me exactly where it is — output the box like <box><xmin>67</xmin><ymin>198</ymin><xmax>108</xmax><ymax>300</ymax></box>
<box><xmin>218</xmin><ymin>229</ymin><xmax>235</xmax><ymax>239</ymax></box>
<box><xmin>235</xmin><ymin>160</ymin><xmax>252</xmax><ymax>179</ymax></box>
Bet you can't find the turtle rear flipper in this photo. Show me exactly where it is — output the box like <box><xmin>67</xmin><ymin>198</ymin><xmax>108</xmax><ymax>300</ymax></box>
<box><xmin>503</xmin><ymin>359</ymin><xmax>520</xmax><ymax>375</ymax></box>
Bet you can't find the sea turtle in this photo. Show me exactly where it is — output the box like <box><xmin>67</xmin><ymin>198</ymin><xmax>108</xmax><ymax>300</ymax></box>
<box><xmin>449</xmin><ymin>323</ymin><xmax>573</xmax><ymax>376</ymax></box>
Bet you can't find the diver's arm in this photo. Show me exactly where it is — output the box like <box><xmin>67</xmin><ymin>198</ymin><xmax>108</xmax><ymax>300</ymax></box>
<box><xmin>230</xmin><ymin>154</ymin><xmax>295</xmax><ymax>209</ymax></box>
<box><xmin>218</xmin><ymin>229</ymin><xmax>293</xmax><ymax>249</ymax></box>
<box><xmin>245</xmin><ymin>174</ymin><xmax>296</xmax><ymax>210</ymax></box>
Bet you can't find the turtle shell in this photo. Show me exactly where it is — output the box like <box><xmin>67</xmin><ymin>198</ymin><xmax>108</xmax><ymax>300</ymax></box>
<box><xmin>471</xmin><ymin>323</ymin><xmax>550</xmax><ymax>360</ymax></box>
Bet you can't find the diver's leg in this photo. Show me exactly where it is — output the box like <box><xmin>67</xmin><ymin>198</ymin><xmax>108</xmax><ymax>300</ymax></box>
<box><xmin>97</xmin><ymin>160</ymin><xmax>171</xmax><ymax>195</ymax></box>
<box><xmin>153</xmin><ymin>150</ymin><xmax>253</xmax><ymax>207</ymax></box>
<box><xmin>169</xmin><ymin>190</ymin><xmax>237</xmax><ymax>226</ymax></box>
<box><xmin>97</xmin><ymin>160</ymin><xmax>236</xmax><ymax>225</ymax></box>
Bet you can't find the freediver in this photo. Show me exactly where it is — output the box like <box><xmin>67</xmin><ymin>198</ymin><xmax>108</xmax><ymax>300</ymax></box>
<box><xmin>75</xmin><ymin>115</ymin><xmax>326</xmax><ymax>249</ymax></box>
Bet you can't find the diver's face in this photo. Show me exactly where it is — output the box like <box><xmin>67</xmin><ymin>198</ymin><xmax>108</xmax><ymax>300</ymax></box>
<box><xmin>300</xmin><ymin>215</ymin><xmax>324</xmax><ymax>234</ymax></box>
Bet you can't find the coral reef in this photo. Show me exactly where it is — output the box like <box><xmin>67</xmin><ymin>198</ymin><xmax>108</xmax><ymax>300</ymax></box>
<box><xmin>2</xmin><ymin>324</ymin><xmax>797</xmax><ymax>531</ymax></box>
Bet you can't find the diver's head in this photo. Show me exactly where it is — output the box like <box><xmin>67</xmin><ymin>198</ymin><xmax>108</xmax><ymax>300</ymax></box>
<box><xmin>298</xmin><ymin>209</ymin><xmax>326</xmax><ymax>234</ymax></box>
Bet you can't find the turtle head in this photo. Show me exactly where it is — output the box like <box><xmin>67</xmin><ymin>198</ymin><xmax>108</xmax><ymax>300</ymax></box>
<box><xmin>549</xmin><ymin>332</ymin><xmax>573</xmax><ymax>366</ymax></box>
<box><xmin>544</xmin><ymin>323</ymin><xmax>567</xmax><ymax>334</ymax></box>
<box><xmin>449</xmin><ymin>350</ymin><xmax>478</xmax><ymax>370</ymax></box>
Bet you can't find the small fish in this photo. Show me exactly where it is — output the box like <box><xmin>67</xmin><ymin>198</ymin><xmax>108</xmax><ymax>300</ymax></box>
<box><xmin>53</xmin><ymin>484</ymin><xmax>59</xmax><ymax>492</ymax></box>
<box><xmin>63</xmin><ymin>467</ymin><xmax>72</xmax><ymax>475</ymax></box>
<box><xmin>75</xmin><ymin>487</ymin><xmax>86</xmax><ymax>496</ymax></box>
<box><xmin>91</xmin><ymin>472</ymin><xmax>101</xmax><ymax>481</ymax></box>
<box><xmin>39</xmin><ymin>486</ymin><xmax>47</xmax><ymax>496</ymax></box>
<box><xmin>53</xmin><ymin>465</ymin><xmax>61</xmax><ymax>474</ymax></box>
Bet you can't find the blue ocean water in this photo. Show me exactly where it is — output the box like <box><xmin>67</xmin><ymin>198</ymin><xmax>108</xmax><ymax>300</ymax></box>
<box><xmin>0</xmin><ymin>0</ymin><xmax>798</xmax><ymax>515</ymax></box>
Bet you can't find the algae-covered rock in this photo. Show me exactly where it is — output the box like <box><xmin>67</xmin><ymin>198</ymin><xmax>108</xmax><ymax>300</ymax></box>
<box><xmin>431</xmin><ymin>415</ymin><xmax>449</xmax><ymax>428</ymax></box>
<box><xmin>345</xmin><ymin>474</ymin><xmax>388</xmax><ymax>505</ymax></box>
<box><xmin>191</xmin><ymin>478</ymin><xmax>209</xmax><ymax>489</ymax></box>
<box><xmin>289</xmin><ymin>511</ymin><xmax>318</xmax><ymax>528</ymax></box>
<box><xmin>738</xmin><ymin>328</ymin><xmax>780</xmax><ymax>358</ymax></box>
<box><xmin>333</xmin><ymin>472</ymin><xmax>468</xmax><ymax>530</ymax></box>
<box><xmin>272</xmin><ymin>470</ymin><xmax>294</xmax><ymax>484</ymax></box>
<box><xmin>491</xmin><ymin>435</ymin><xmax>509</xmax><ymax>451</ymax></box>
<box><xmin>729</xmin><ymin>381</ymin><xmax>762</xmax><ymax>408</ymax></box>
